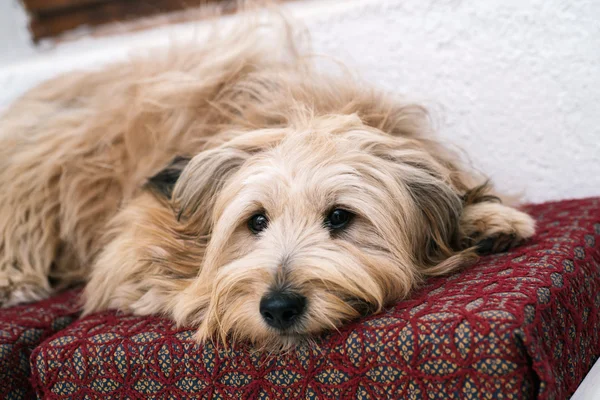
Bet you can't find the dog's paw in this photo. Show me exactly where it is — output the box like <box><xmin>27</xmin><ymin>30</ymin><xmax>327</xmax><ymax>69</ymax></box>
<box><xmin>474</xmin><ymin>233</ymin><xmax>522</xmax><ymax>255</ymax></box>
<box><xmin>0</xmin><ymin>274</ymin><xmax>52</xmax><ymax>308</ymax></box>
<box><xmin>461</xmin><ymin>202</ymin><xmax>536</xmax><ymax>255</ymax></box>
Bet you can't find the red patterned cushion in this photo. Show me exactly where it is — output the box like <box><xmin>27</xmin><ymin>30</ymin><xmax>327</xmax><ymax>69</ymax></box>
<box><xmin>0</xmin><ymin>288</ymin><xmax>80</xmax><ymax>399</ymax></box>
<box><xmin>30</xmin><ymin>198</ymin><xmax>600</xmax><ymax>399</ymax></box>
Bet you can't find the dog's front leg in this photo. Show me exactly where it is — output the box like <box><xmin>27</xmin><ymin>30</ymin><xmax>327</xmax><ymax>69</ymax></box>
<box><xmin>460</xmin><ymin>200</ymin><xmax>536</xmax><ymax>254</ymax></box>
<box><xmin>0</xmin><ymin>190</ymin><xmax>59</xmax><ymax>307</ymax></box>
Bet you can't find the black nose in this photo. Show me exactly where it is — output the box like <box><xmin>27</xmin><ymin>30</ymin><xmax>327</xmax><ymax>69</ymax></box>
<box><xmin>260</xmin><ymin>292</ymin><xmax>306</xmax><ymax>330</ymax></box>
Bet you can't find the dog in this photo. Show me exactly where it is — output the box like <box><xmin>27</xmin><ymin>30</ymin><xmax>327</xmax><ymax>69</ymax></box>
<box><xmin>0</xmin><ymin>21</ymin><xmax>535</xmax><ymax>350</ymax></box>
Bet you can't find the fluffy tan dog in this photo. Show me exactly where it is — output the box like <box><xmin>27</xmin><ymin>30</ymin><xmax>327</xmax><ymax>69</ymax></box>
<box><xmin>0</xmin><ymin>21</ymin><xmax>534</xmax><ymax>350</ymax></box>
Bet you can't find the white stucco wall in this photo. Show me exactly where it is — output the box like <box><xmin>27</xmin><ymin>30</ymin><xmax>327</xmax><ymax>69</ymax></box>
<box><xmin>0</xmin><ymin>0</ymin><xmax>599</xmax><ymax>202</ymax></box>
<box><xmin>0</xmin><ymin>0</ymin><xmax>36</xmax><ymax>64</ymax></box>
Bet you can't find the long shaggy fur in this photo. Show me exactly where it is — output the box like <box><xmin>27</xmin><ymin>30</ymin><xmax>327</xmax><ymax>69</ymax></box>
<box><xmin>0</xmin><ymin>18</ymin><xmax>535</xmax><ymax>350</ymax></box>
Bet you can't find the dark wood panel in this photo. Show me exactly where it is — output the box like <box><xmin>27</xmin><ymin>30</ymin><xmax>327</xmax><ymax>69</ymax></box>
<box><xmin>28</xmin><ymin>0</ymin><xmax>232</xmax><ymax>42</ymax></box>
<box><xmin>22</xmin><ymin>0</ymin><xmax>112</xmax><ymax>14</ymax></box>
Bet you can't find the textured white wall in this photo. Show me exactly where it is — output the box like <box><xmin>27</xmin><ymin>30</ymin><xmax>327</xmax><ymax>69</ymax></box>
<box><xmin>0</xmin><ymin>0</ymin><xmax>599</xmax><ymax>202</ymax></box>
<box><xmin>0</xmin><ymin>0</ymin><xmax>36</xmax><ymax>63</ymax></box>
<box><xmin>302</xmin><ymin>0</ymin><xmax>600</xmax><ymax>203</ymax></box>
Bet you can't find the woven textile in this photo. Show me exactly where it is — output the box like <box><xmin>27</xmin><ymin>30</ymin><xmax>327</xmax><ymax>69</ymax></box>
<box><xmin>25</xmin><ymin>198</ymin><xmax>600</xmax><ymax>399</ymax></box>
<box><xmin>0</xmin><ymin>288</ymin><xmax>80</xmax><ymax>399</ymax></box>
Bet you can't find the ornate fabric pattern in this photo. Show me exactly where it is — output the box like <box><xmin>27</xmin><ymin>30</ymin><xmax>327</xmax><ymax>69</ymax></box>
<box><xmin>0</xmin><ymin>288</ymin><xmax>80</xmax><ymax>400</ymax></box>
<box><xmin>24</xmin><ymin>198</ymin><xmax>600</xmax><ymax>399</ymax></box>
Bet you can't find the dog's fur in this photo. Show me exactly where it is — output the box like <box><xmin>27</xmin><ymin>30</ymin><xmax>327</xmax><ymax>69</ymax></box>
<box><xmin>0</xmin><ymin>21</ymin><xmax>535</xmax><ymax>350</ymax></box>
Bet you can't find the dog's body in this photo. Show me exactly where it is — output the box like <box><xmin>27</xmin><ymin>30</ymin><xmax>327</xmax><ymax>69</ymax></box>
<box><xmin>0</xmin><ymin>23</ymin><xmax>534</xmax><ymax>349</ymax></box>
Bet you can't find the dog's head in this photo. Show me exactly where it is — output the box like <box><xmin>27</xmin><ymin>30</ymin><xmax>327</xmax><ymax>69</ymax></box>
<box><xmin>165</xmin><ymin>114</ymin><xmax>469</xmax><ymax>350</ymax></box>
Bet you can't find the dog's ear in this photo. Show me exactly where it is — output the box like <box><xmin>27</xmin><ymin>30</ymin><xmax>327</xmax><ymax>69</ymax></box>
<box><xmin>171</xmin><ymin>129</ymin><xmax>285</xmax><ymax>235</ymax></box>
<box><xmin>172</xmin><ymin>146</ymin><xmax>250</xmax><ymax>233</ymax></box>
<box><xmin>365</xmin><ymin>135</ymin><xmax>477</xmax><ymax>275</ymax></box>
<box><xmin>405</xmin><ymin>178</ymin><xmax>467</xmax><ymax>271</ymax></box>
<box><xmin>147</xmin><ymin>156</ymin><xmax>191</xmax><ymax>198</ymax></box>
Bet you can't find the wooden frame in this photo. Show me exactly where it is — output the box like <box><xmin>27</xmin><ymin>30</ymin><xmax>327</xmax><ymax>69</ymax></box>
<box><xmin>20</xmin><ymin>0</ymin><xmax>235</xmax><ymax>42</ymax></box>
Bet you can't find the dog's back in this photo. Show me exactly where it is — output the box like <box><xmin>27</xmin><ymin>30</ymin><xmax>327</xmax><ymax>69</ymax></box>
<box><xmin>0</xmin><ymin>20</ymin><xmax>432</xmax><ymax>305</ymax></box>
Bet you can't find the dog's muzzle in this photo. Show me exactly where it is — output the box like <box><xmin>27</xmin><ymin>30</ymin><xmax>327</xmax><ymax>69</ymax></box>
<box><xmin>259</xmin><ymin>291</ymin><xmax>306</xmax><ymax>330</ymax></box>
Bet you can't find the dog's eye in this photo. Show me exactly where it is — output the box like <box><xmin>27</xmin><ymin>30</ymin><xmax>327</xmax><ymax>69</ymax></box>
<box><xmin>326</xmin><ymin>208</ymin><xmax>354</xmax><ymax>230</ymax></box>
<box><xmin>248</xmin><ymin>213</ymin><xmax>269</xmax><ymax>234</ymax></box>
